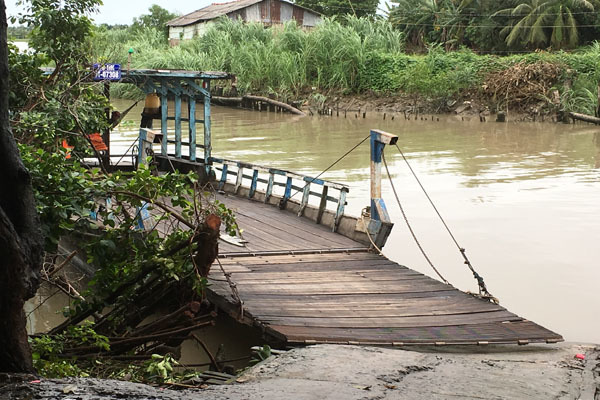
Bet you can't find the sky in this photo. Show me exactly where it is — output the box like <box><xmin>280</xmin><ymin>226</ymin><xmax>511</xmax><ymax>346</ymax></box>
<box><xmin>4</xmin><ymin>0</ymin><xmax>214</xmax><ymax>25</ymax></box>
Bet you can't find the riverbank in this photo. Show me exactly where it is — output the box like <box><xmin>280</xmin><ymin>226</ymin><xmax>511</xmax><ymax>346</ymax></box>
<box><xmin>3</xmin><ymin>342</ymin><xmax>598</xmax><ymax>399</ymax></box>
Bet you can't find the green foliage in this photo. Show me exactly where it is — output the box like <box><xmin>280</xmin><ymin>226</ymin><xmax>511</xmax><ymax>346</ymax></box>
<box><xmin>7</xmin><ymin>25</ymin><xmax>32</xmax><ymax>39</ymax></box>
<box><xmin>295</xmin><ymin>0</ymin><xmax>378</xmax><ymax>18</ymax></box>
<box><xmin>92</xmin><ymin>16</ymin><xmax>403</xmax><ymax>95</ymax></box>
<box><xmin>144</xmin><ymin>354</ymin><xmax>178</xmax><ymax>383</ymax></box>
<box><xmin>388</xmin><ymin>0</ymin><xmax>600</xmax><ymax>52</ymax></box>
<box><xmin>248</xmin><ymin>345</ymin><xmax>272</xmax><ymax>366</ymax></box>
<box><xmin>15</xmin><ymin>0</ymin><xmax>101</xmax><ymax>67</ymax></box>
<box><xmin>30</xmin><ymin>321</ymin><xmax>108</xmax><ymax>378</ymax></box>
<box><xmin>495</xmin><ymin>0</ymin><xmax>598</xmax><ymax>50</ymax></box>
<box><xmin>131</xmin><ymin>4</ymin><xmax>178</xmax><ymax>39</ymax></box>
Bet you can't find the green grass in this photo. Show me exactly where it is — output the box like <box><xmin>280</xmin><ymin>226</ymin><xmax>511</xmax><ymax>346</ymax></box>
<box><xmin>91</xmin><ymin>18</ymin><xmax>600</xmax><ymax>113</ymax></box>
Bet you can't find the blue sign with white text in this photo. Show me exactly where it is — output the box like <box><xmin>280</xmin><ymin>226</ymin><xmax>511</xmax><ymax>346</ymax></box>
<box><xmin>93</xmin><ymin>63</ymin><xmax>121</xmax><ymax>81</ymax></box>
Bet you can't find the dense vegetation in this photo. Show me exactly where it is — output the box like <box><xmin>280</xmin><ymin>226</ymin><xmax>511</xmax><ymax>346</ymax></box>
<box><xmin>92</xmin><ymin>16</ymin><xmax>600</xmax><ymax>114</ymax></box>
<box><xmin>9</xmin><ymin>0</ymin><xmax>238</xmax><ymax>382</ymax></box>
<box><xmin>389</xmin><ymin>0</ymin><xmax>600</xmax><ymax>52</ymax></box>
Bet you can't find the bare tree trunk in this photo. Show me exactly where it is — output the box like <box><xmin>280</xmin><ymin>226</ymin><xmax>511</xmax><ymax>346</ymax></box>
<box><xmin>0</xmin><ymin>0</ymin><xmax>44</xmax><ymax>373</ymax></box>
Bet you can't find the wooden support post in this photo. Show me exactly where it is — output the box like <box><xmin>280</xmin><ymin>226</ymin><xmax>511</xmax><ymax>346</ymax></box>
<box><xmin>174</xmin><ymin>94</ymin><xmax>182</xmax><ymax>158</ymax></box>
<box><xmin>333</xmin><ymin>188</ymin><xmax>347</xmax><ymax>232</ymax></box>
<box><xmin>189</xmin><ymin>97</ymin><xmax>196</xmax><ymax>161</ymax></box>
<box><xmin>316</xmin><ymin>185</ymin><xmax>328</xmax><ymax>225</ymax></box>
<box><xmin>235</xmin><ymin>166</ymin><xmax>243</xmax><ymax>194</ymax></box>
<box><xmin>249</xmin><ymin>169</ymin><xmax>259</xmax><ymax>198</ymax></box>
<box><xmin>204</xmin><ymin>80</ymin><xmax>212</xmax><ymax>176</ymax></box>
<box><xmin>264</xmin><ymin>172</ymin><xmax>274</xmax><ymax>203</ymax></box>
<box><xmin>218</xmin><ymin>164</ymin><xmax>228</xmax><ymax>191</ymax></box>
<box><xmin>368</xmin><ymin>129</ymin><xmax>398</xmax><ymax>248</ymax></box>
<box><xmin>281</xmin><ymin>176</ymin><xmax>292</xmax><ymax>209</ymax></box>
<box><xmin>298</xmin><ymin>182</ymin><xmax>311</xmax><ymax>217</ymax></box>
<box><xmin>137</xmin><ymin>128</ymin><xmax>157</xmax><ymax>168</ymax></box>
<box><xmin>160</xmin><ymin>81</ymin><xmax>168</xmax><ymax>156</ymax></box>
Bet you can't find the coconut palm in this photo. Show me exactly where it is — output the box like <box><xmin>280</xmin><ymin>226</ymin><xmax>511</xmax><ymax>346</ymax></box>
<box><xmin>388</xmin><ymin>0</ymin><xmax>480</xmax><ymax>49</ymax></box>
<box><xmin>388</xmin><ymin>0</ymin><xmax>442</xmax><ymax>47</ymax></box>
<box><xmin>495</xmin><ymin>0</ymin><xmax>597</xmax><ymax>49</ymax></box>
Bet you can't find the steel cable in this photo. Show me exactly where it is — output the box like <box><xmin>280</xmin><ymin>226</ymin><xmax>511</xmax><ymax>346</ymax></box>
<box><xmin>381</xmin><ymin>151</ymin><xmax>450</xmax><ymax>285</ymax></box>
<box><xmin>390</xmin><ymin>144</ymin><xmax>495</xmax><ymax>300</ymax></box>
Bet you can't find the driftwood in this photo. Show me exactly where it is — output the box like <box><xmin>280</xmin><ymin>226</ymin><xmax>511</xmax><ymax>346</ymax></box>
<box><xmin>568</xmin><ymin>112</ymin><xmax>600</xmax><ymax>125</ymax></box>
<box><xmin>212</xmin><ymin>95</ymin><xmax>305</xmax><ymax>116</ymax></box>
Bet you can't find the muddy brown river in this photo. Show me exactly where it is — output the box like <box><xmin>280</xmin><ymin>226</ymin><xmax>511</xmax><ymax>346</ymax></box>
<box><xmin>61</xmin><ymin>99</ymin><xmax>600</xmax><ymax>345</ymax></box>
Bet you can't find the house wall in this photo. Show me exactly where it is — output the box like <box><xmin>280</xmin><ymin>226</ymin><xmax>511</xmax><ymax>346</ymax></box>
<box><xmin>168</xmin><ymin>22</ymin><xmax>213</xmax><ymax>46</ymax></box>
<box><xmin>168</xmin><ymin>0</ymin><xmax>321</xmax><ymax>45</ymax></box>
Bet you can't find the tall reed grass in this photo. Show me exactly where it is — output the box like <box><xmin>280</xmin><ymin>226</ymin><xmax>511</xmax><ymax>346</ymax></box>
<box><xmin>92</xmin><ymin>18</ymin><xmax>600</xmax><ymax>114</ymax></box>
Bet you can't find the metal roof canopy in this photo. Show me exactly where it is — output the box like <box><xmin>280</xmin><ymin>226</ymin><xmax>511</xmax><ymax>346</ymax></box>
<box><xmin>121</xmin><ymin>69</ymin><xmax>232</xmax><ymax>175</ymax></box>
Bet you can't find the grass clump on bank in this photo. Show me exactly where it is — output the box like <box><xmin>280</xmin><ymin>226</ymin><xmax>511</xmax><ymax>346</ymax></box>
<box><xmin>92</xmin><ymin>17</ymin><xmax>600</xmax><ymax>114</ymax></box>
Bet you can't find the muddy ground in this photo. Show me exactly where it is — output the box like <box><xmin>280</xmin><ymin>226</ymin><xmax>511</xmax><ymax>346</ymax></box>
<box><xmin>2</xmin><ymin>342</ymin><xmax>598</xmax><ymax>399</ymax></box>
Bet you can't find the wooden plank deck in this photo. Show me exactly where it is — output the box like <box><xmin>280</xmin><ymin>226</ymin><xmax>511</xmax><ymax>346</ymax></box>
<box><xmin>209</xmin><ymin>193</ymin><xmax>563</xmax><ymax>346</ymax></box>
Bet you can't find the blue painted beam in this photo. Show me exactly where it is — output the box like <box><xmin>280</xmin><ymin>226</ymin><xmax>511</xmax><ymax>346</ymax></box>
<box><xmin>203</xmin><ymin>80</ymin><xmax>212</xmax><ymax>175</ymax></box>
<box><xmin>249</xmin><ymin>169</ymin><xmax>259</xmax><ymax>198</ymax></box>
<box><xmin>189</xmin><ymin>97</ymin><xmax>196</xmax><ymax>161</ymax></box>
<box><xmin>160</xmin><ymin>81</ymin><xmax>168</xmax><ymax>156</ymax></box>
<box><xmin>174</xmin><ymin>94</ymin><xmax>182</xmax><ymax>158</ymax></box>
<box><xmin>264</xmin><ymin>173</ymin><xmax>274</xmax><ymax>203</ymax></box>
<box><xmin>218</xmin><ymin>164</ymin><xmax>228</xmax><ymax>191</ymax></box>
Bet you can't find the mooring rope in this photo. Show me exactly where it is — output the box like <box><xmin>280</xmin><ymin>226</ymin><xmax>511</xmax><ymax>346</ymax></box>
<box><xmin>381</xmin><ymin>152</ymin><xmax>450</xmax><ymax>285</ymax></box>
<box><xmin>283</xmin><ymin>134</ymin><xmax>370</xmax><ymax>206</ymax></box>
<box><xmin>389</xmin><ymin>144</ymin><xmax>497</xmax><ymax>301</ymax></box>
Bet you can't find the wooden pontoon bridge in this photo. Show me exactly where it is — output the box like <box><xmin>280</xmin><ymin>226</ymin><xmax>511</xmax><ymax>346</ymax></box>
<box><xmin>104</xmin><ymin>69</ymin><xmax>562</xmax><ymax>346</ymax></box>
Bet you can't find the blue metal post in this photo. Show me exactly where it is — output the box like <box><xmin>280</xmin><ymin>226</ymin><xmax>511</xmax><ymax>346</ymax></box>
<box><xmin>174</xmin><ymin>94</ymin><xmax>182</xmax><ymax>158</ymax></box>
<box><xmin>369</xmin><ymin>129</ymin><xmax>398</xmax><ymax>247</ymax></box>
<box><xmin>203</xmin><ymin>80</ymin><xmax>212</xmax><ymax>176</ymax></box>
<box><xmin>160</xmin><ymin>81</ymin><xmax>168</xmax><ymax>156</ymax></box>
<box><xmin>189</xmin><ymin>97</ymin><xmax>196</xmax><ymax>161</ymax></box>
<box><xmin>218</xmin><ymin>164</ymin><xmax>228</xmax><ymax>191</ymax></box>
<box><xmin>249</xmin><ymin>169</ymin><xmax>259</xmax><ymax>198</ymax></box>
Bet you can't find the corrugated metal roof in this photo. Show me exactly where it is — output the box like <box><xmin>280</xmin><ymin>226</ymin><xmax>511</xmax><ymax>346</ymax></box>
<box><xmin>167</xmin><ymin>0</ymin><xmax>263</xmax><ymax>27</ymax></box>
<box><xmin>167</xmin><ymin>0</ymin><xmax>320</xmax><ymax>27</ymax></box>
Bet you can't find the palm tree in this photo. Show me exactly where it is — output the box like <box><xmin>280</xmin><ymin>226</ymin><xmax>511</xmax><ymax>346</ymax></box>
<box><xmin>388</xmin><ymin>0</ymin><xmax>443</xmax><ymax>47</ymax></box>
<box><xmin>495</xmin><ymin>0</ymin><xmax>597</xmax><ymax>49</ymax></box>
<box><xmin>389</xmin><ymin>0</ymin><xmax>481</xmax><ymax>48</ymax></box>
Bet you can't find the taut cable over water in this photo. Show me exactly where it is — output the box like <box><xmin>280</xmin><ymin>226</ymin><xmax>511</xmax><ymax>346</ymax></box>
<box><xmin>385</xmin><ymin>144</ymin><xmax>497</xmax><ymax>303</ymax></box>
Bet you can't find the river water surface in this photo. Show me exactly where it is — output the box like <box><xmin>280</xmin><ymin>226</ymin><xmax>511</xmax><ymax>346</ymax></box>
<box><xmin>111</xmin><ymin>99</ymin><xmax>600</xmax><ymax>344</ymax></box>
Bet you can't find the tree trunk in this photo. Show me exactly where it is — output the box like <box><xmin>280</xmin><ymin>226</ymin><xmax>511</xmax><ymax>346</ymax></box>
<box><xmin>0</xmin><ymin>0</ymin><xmax>44</xmax><ymax>373</ymax></box>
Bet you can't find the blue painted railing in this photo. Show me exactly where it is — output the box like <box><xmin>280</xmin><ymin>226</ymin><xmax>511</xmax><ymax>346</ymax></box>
<box><xmin>211</xmin><ymin>157</ymin><xmax>349</xmax><ymax>232</ymax></box>
<box><xmin>123</xmin><ymin>69</ymin><xmax>229</xmax><ymax>175</ymax></box>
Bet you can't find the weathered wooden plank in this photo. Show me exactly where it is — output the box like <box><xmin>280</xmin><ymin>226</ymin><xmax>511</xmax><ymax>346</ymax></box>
<box><xmin>246</xmin><ymin>303</ymin><xmax>504</xmax><ymax>319</ymax></box>
<box><xmin>221</xmin><ymin>251</ymin><xmax>382</xmax><ymax>268</ymax></box>
<box><xmin>234</xmin><ymin>281</ymin><xmax>451</xmax><ymax>296</ymax></box>
<box><xmin>229</xmin><ymin>206</ymin><xmax>356</xmax><ymax>247</ymax></box>
<box><xmin>272</xmin><ymin>320</ymin><xmax>562</xmax><ymax>344</ymax></box>
<box><xmin>259</xmin><ymin>310</ymin><xmax>520</xmax><ymax>328</ymax></box>
<box><xmin>210</xmin><ymin>269</ymin><xmax>424</xmax><ymax>282</ymax></box>
<box><xmin>225</xmin><ymin>274</ymin><xmax>433</xmax><ymax>286</ymax></box>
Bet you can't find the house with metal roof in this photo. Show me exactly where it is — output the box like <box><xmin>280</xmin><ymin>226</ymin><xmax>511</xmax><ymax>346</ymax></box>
<box><xmin>167</xmin><ymin>0</ymin><xmax>321</xmax><ymax>45</ymax></box>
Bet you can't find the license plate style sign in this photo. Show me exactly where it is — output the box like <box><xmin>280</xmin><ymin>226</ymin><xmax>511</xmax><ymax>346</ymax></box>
<box><xmin>93</xmin><ymin>63</ymin><xmax>121</xmax><ymax>81</ymax></box>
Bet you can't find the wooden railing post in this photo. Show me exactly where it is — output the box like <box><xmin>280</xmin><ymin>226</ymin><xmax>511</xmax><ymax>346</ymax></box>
<box><xmin>203</xmin><ymin>80</ymin><xmax>212</xmax><ymax>176</ymax></box>
<box><xmin>369</xmin><ymin>129</ymin><xmax>397</xmax><ymax>248</ymax></box>
<box><xmin>137</xmin><ymin>128</ymin><xmax>156</xmax><ymax>168</ymax></box>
